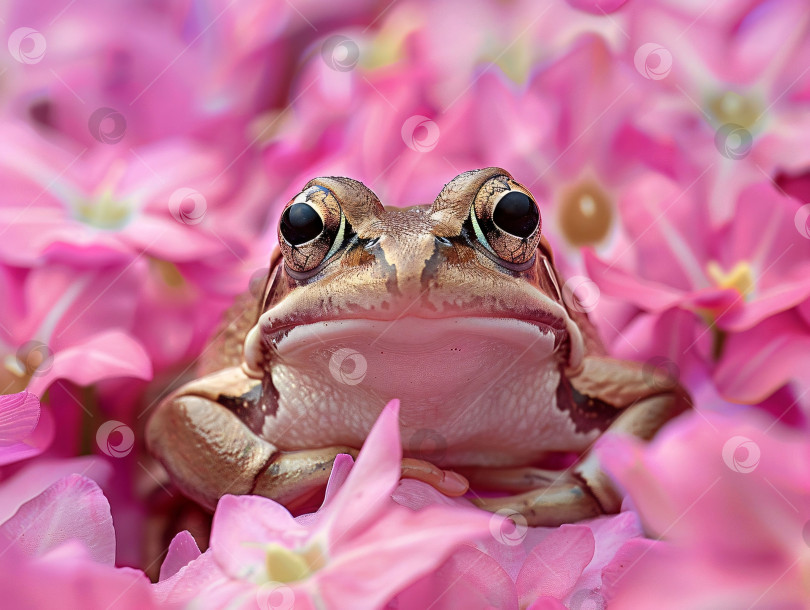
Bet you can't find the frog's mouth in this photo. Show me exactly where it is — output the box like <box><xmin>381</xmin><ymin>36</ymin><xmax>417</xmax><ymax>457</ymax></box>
<box><xmin>243</xmin><ymin>309</ymin><xmax>585</xmax><ymax>384</ymax></box>
<box><xmin>243</xmin><ymin>315</ymin><xmax>578</xmax><ymax>408</ymax></box>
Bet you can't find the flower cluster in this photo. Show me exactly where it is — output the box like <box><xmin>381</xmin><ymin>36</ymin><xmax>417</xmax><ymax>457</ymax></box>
<box><xmin>1</xmin><ymin>0</ymin><xmax>809</xmax><ymax>608</ymax></box>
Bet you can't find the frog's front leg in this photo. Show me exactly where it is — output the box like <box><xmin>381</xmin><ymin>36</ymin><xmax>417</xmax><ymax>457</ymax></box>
<box><xmin>147</xmin><ymin>367</ymin><xmax>350</xmax><ymax>511</ymax></box>
<box><xmin>466</xmin><ymin>357</ymin><xmax>691</xmax><ymax>526</ymax></box>
<box><xmin>147</xmin><ymin>367</ymin><xmax>469</xmax><ymax>511</ymax></box>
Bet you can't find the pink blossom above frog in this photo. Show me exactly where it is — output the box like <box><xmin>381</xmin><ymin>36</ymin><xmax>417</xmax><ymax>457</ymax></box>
<box><xmin>622</xmin><ymin>0</ymin><xmax>810</xmax><ymax>224</ymax></box>
<box><xmin>0</xmin><ymin>0</ymin><xmax>260</xmax><ymax>150</ymax></box>
<box><xmin>585</xmin><ymin>175</ymin><xmax>810</xmax><ymax>404</ymax></box>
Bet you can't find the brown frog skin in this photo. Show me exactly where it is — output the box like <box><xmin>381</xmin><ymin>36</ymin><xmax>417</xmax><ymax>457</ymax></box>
<box><xmin>146</xmin><ymin>168</ymin><xmax>691</xmax><ymax>526</ymax></box>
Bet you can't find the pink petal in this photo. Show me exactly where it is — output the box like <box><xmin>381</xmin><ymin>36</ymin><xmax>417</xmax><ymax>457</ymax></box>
<box><xmin>718</xmin><ymin>274</ymin><xmax>810</xmax><ymax>331</ymax></box>
<box><xmin>516</xmin><ymin>524</ymin><xmax>596</xmax><ymax>603</ymax></box>
<box><xmin>578</xmin><ymin>512</ymin><xmax>644</xmax><ymax>592</ymax></box>
<box><xmin>0</xmin><ymin>474</ymin><xmax>115</xmax><ymax>564</ymax></box>
<box><xmin>599</xmin><ymin>409</ymin><xmax>810</xmax><ymax>556</ymax></box>
<box><xmin>595</xmin><ymin>434</ymin><xmax>683</xmax><ymax>536</ymax></box>
<box><xmin>0</xmin><ymin>456</ymin><xmax>112</xmax><ymax>524</ymax></box>
<box><xmin>0</xmin><ymin>392</ymin><xmax>50</xmax><ymax>466</ymax></box>
<box><xmin>0</xmin><ymin>402</ymin><xmax>54</xmax><ymax>466</ymax></box>
<box><xmin>583</xmin><ymin>250</ymin><xmax>688</xmax><ymax>313</ymax></box>
<box><xmin>153</xmin><ymin>550</ymin><xmax>231</xmax><ymax>606</ymax></box>
<box><xmin>322</xmin><ymin>453</ymin><xmax>354</xmax><ymax>506</ymax></box>
<box><xmin>601</xmin><ymin>537</ymin><xmax>659</xmax><ymax>602</ymax></box>
<box><xmin>27</xmin><ymin>330</ymin><xmax>153</xmax><ymax>396</ymax></box>
<box><xmin>527</xmin><ymin>597</ymin><xmax>568</xmax><ymax>610</ymax></box>
<box><xmin>564</xmin><ymin>0</ymin><xmax>630</xmax><ymax>15</ymax></box>
<box><xmin>316</xmin><ymin>503</ymin><xmax>494</xmax><ymax>610</ymax></box>
<box><xmin>393</xmin><ymin>478</ymin><xmax>475</xmax><ymax>511</ymax></box>
<box><xmin>159</xmin><ymin>530</ymin><xmax>201</xmax><ymax>582</ymax></box>
<box><xmin>210</xmin><ymin>494</ymin><xmax>305</xmax><ymax>582</ymax></box>
<box><xmin>714</xmin><ymin>313</ymin><xmax>810</xmax><ymax>403</ymax></box>
<box><xmin>323</xmin><ymin>399</ymin><xmax>403</xmax><ymax>544</ymax></box>
<box><xmin>0</xmin><ymin>391</ymin><xmax>39</xmax><ymax>446</ymax></box>
<box><xmin>296</xmin><ymin>453</ymin><xmax>356</xmax><ymax>527</ymax></box>
<box><xmin>0</xmin><ymin>542</ymin><xmax>156</xmax><ymax>609</ymax></box>
<box><xmin>394</xmin><ymin>545</ymin><xmax>518</xmax><ymax>609</ymax></box>
<box><xmin>120</xmin><ymin>215</ymin><xmax>226</xmax><ymax>262</ymax></box>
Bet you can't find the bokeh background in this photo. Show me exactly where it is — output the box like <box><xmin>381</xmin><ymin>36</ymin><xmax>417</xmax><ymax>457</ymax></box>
<box><xmin>1</xmin><ymin>0</ymin><xmax>810</xmax><ymax>605</ymax></box>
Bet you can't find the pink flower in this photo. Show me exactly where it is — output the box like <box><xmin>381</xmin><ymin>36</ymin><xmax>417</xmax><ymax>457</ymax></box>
<box><xmin>0</xmin><ymin>456</ymin><xmax>112</xmax><ymax>524</ymax></box>
<box><xmin>0</xmin><ymin>262</ymin><xmax>154</xmax><ymax>396</ymax></box>
<box><xmin>585</xmin><ymin>176</ymin><xmax>810</xmax><ymax>404</ymax></box>
<box><xmin>622</xmin><ymin>0</ymin><xmax>810</xmax><ymax>224</ymax></box>
<box><xmin>0</xmin><ymin>123</ymin><xmax>241</xmax><ymax>266</ymax></box>
<box><xmin>0</xmin><ymin>123</ymin><xmax>266</xmax><ymax>371</ymax></box>
<box><xmin>0</xmin><ymin>472</ymin><xmax>156</xmax><ymax>608</ymax></box>
<box><xmin>598</xmin><ymin>406</ymin><xmax>810</xmax><ymax>608</ymax></box>
<box><xmin>565</xmin><ymin>0</ymin><xmax>630</xmax><ymax>14</ymax></box>
<box><xmin>0</xmin><ymin>0</ymin><xmax>260</xmax><ymax>151</ymax></box>
<box><xmin>155</xmin><ymin>400</ymin><xmax>498</xmax><ymax>608</ymax></box>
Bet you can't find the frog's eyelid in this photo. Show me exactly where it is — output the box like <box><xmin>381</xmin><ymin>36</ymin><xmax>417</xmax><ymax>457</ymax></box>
<box><xmin>295</xmin><ymin>185</ymin><xmax>344</xmax><ymax>260</ymax></box>
<box><xmin>322</xmin><ymin>212</ymin><xmax>346</xmax><ymax>261</ymax></box>
<box><xmin>469</xmin><ymin>205</ymin><xmax>496</xmax><ymax>254</ymax></box>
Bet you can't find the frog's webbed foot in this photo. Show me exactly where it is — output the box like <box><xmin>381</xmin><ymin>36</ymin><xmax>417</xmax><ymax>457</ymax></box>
<box><xmin>147</xmin><ymin>368</ymin><xmax>469</xmax><ymax>511</ymax></box>
<box><xmin>461</xmin><ymin>466</ymin><xmax>603</xmax><ymax>526</ymax></box>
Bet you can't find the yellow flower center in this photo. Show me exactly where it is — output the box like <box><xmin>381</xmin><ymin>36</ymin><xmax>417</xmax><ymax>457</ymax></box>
<box><xmin>75</xmin><ymin>195</ymin><xmax>132</xmax><ymax>230</ymax></box>
<box><xmin>74</xmin><ymin>160</ymin><xmax>133</xmax><ymax>230</ymax></box>
<box><xmin>264</xmin><ymin>543</ymin><xmax>326</xmax><ymax>585</ymax></box>
<box><xmin>363</xmin><ymin>8</ymin><xmax>421</xmax><ymax>70</ymax></box>
<box><xmin>557</xmin><ymin>180</ymin><xmax>614</xmax><ymax>247</ymax></box>
<box><xmin>707</xmin><ymin>91</ymin><xmax>763</xmax><ymax>130</ymax></box>
<box><xmin>707</xmin><ymin>260</ymin><xmax>755</xmax><ymax>299</ymax></box>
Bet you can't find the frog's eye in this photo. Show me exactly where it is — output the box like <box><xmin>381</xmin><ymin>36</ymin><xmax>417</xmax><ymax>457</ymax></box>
<box><xmin>280</xmin><ymin>203</ymin><xmax>323</xmax><ymax>245</ymax></box>
<box><xmin>278</xmin><ymin>186</ymin><xmax>345</xmax><ymax>273</ymax></box>
<box><xmin>471</xmin><ymin>176</ymin><xmax>542</xmax><ymax>265</ymax></box>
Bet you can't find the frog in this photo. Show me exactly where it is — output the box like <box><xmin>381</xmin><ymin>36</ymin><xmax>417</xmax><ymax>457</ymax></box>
<box><xmin>146</xmin><ymin>167</ymin><xmax>690</xmax><ymax>526</ymax></box>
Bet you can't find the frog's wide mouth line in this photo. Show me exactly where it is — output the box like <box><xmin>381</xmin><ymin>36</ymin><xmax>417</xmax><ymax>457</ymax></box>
<box><xmin>243</xmin><ymin>311</ymin><xmax>586</xmax><ymax>377</ymax></box>
<box><xmin>267</xmin><ymin>316</ymin><xmax>568</xmax><ymax>359</ymax></box>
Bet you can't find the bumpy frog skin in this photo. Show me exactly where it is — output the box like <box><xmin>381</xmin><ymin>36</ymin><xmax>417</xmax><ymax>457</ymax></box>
<box><xmin>146</xmin><ymin>168</ymin><xmax>690</xmax><ymax>526</ymax></box>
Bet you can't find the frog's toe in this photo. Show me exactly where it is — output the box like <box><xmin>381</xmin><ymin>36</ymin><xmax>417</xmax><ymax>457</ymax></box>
<box><xmin>457</xmin><ymin>465</ymin><xmax>567</xmax><ymax>493</ymax></box>
<box><xmin>470</xmin><ymin>479</ymin><xmax>604</xmax><ymax>527</ymax></box>
<box><xmin>401</xmin><ymin>458</ymin><xmax>470</xmax><ymax>496</ymax></box>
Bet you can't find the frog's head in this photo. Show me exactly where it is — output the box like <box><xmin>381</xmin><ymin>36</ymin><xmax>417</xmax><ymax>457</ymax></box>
<box><xmin>242</xmin><ymin>168</ymin><xmax>587</xmax><ymax>456</ymax></box>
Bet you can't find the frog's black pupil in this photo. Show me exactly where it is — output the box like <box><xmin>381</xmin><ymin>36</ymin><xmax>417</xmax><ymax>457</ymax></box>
<box><xmin>492</xmin><ymin>192</ymin><xmax>539</xmax><ymax>238</ymax></box>
<box><xmin>280</xmin><ymin>203</ymin><xmax>324</xmax><ymax>245</ymax></box>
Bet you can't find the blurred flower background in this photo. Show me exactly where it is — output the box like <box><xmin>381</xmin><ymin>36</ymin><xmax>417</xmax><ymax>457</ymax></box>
<box><xmin>1</xmin><ymin>0</ymin><xmax>810</xmax><ymax>608</ymax></box>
